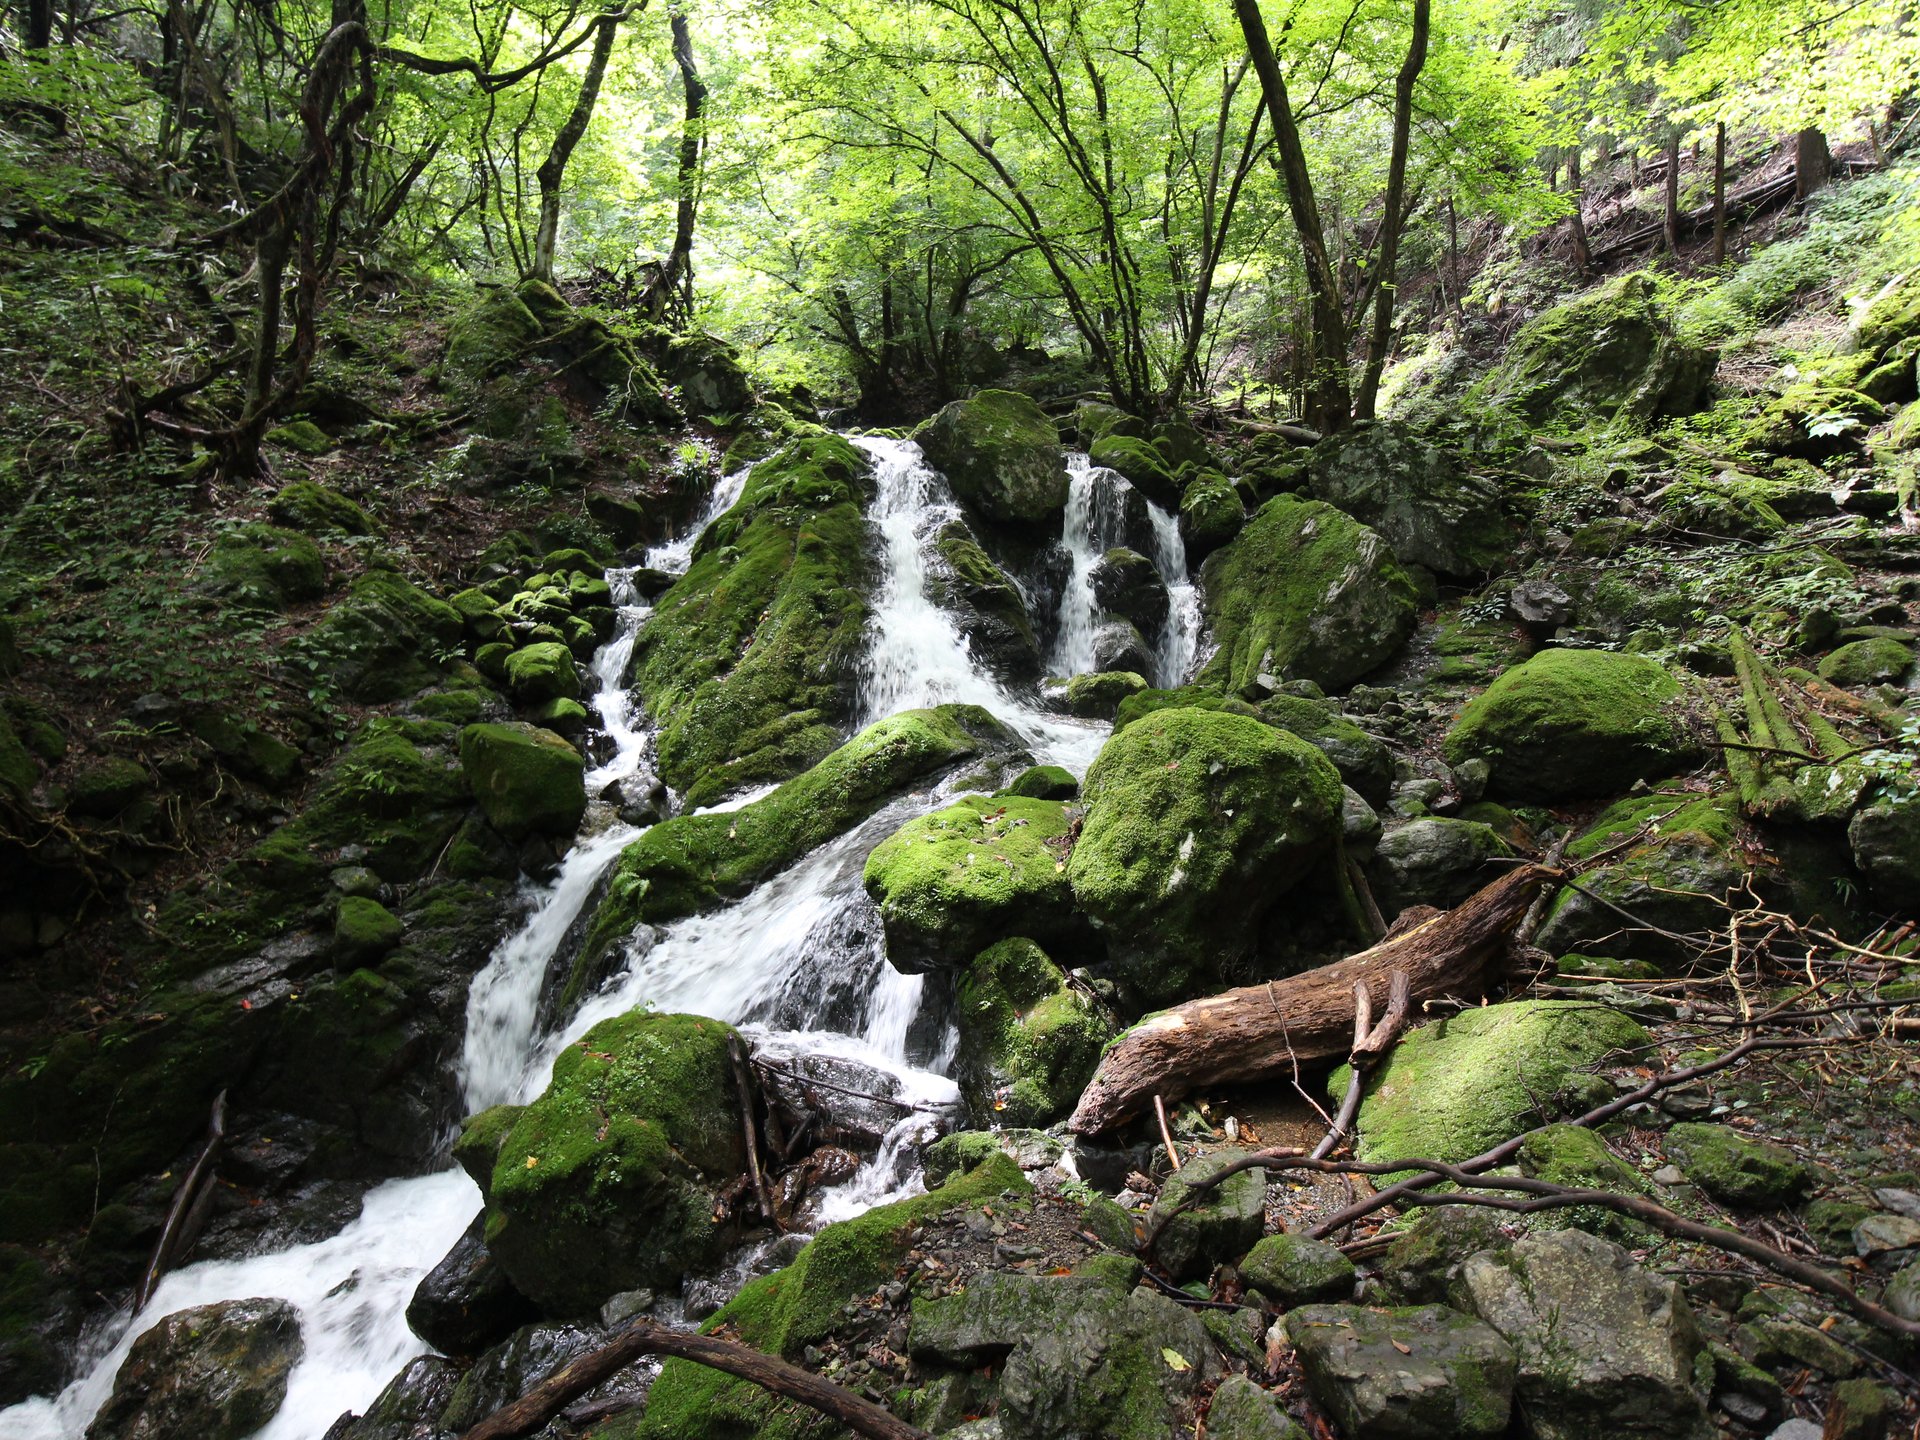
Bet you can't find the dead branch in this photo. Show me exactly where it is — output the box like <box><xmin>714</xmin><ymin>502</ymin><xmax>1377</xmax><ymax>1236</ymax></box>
<box><xmin>1311</xmin><ymin>970</ymin><xmax>1411</xmax><ymax>1161</ymax></box>
<box><xmin>1069</xmin><ymin>865</ymin><xmax>1561</xmax><ymax>1134</ymax></box>
<box><xmin>459</xmin><ymin>1317</ymin><xmax>931</xmax><ymax>1440</ymax></box>
<box><xmin>728</xmin><ymin>1035</ymin><xmax>781</xmax><ymax>1233</ymax></box>
<box><xmin>135</xmin><ymin>1089</ymin><xmax>226</xmax><ymax>1313</ymax></box>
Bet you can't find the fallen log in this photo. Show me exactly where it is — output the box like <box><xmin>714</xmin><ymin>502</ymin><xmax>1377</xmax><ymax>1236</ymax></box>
<box><xmin>135</xmin><ymin>1089</ymin><xmax>227</xmax><ymax>1314</ymax></box>
<box><xmin>1067</xmin><ymin>864</ymin><xmax>1561</xmax><ymax>1135</ymax></box>
<box><xmin>460</xmin><ymin>1316</ymin><xmax>930</xmax><ymax>1440</ymax></box>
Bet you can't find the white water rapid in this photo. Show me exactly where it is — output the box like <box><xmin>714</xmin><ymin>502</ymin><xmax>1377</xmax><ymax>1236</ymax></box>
<box><xmin>3</xmin><ymin>431</ymin><xmax>1201</xmax><ymax>1439</ymax></box>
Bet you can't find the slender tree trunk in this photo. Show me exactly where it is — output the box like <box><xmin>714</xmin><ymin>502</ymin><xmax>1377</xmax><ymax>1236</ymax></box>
<box><xmin>530</xmin><ymin>13</ymin><xmax>619</xmax><ymax>284</ymax></box>
<box><xmin>1711</xmin><ymin>122</ymin><xmax>1727</xmax><ymax>263</ymax></box>
<box><xmin>1355</xmin><ymin>0</ymin><xmax>1430</xmax><ymax>421</ymax></box>
<box><xmin>1662</xmin><ymin>129</ymin><xmax>1681</xmax><ymax>254</ymax></box>
<box><xmin>1446</xmin><ymin>195</ymin><xmax>1462</xmax><ymax>310</ymax></box>
<box><xmin>28</xmin><ymin>0</ymin><xmax>54</xmax><ymax>48</ymax></box>
<box><xmin>1794</xmin><ymin>126</ymin><xmax>1830</xmax><ymax>200</ymax></box>
<box><xmin>1233</xmin><ymin>0</ymin><xmax>1351</xmax><ymax>430</ymax></box>
<box><xmin>1567</xmin><ymin>146</ymin><xmax>1590</xmax><ymax>271</ymax></box>
<box><xmin>653</xmin><ymin>5</ymin><xmax>706</xmax><ymax>322</ymax></box>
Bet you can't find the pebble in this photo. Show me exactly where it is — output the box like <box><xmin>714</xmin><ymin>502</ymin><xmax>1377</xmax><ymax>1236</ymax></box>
<box><xmin>1766</xmin><ymin>1421</ymin><xmax>1822</xmax><ymax>1440</ymax></box>
<box><xmin>1652</xmin><ymin>1165</ymin><xmax>1686</xmax><ymax>1186</ymax></box>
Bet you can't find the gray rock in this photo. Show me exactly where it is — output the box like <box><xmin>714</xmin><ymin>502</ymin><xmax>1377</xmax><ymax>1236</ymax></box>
<box><xmin>1375</xmin><ymin>1208</ymin><xmax>1512</xmax><ymax>1305</ymax></box>
<box><xmin>1848</xmin><ymin>796</ymin><xmax>1920</xmax><ymax>902</ymax></box>
<box><xmin>1092</xmin><ymin>619</ymin><xmax>1154</xmax><ymax>676</ymax></box>
<box><xmin>1205</xmin><ymin>1374</ymin><xmax>1304</xmax><ymax>1440</ymax></box>
<box><xmin>1342</xmin><ymin>785</ymin><xmax>1383</xmax><ymax>853</ymax></box>
<box><xmin>1147</xmin><ymin>1148</ymin><xmax>1267</xmax><ymax>1281</ymax></box>
<box><xmin>1766</xmin><ymin>1422</ymin><xmax>1823</xmax><ymax>1440</ymax></box>
<box><xmin>1373</xmin><ymin>818</ymin><xmax>1511</xmax><ymax>913</ymax></box>
<box><xmin>87</xmin><ymin>1298</ymin><xmax>304</xmax><ymax>1440</ymax></box>
<box><xmin>1284</xmin><ymin>1303</ymin><xmax>1516</xmax><ymax>1439</ymax></box>
<box><xmin>1308</xmin><ymin>422</ymin><xmax>1508</xmax><ymax>578</ymax></box>
<box><xmin>1509</xmin><ymin>579</ymin><xmax>1574</xmax><ymax>634</ymax></box>
<box><xmin>1238</xmin><ymin>1232</ymin><xmax>1355</xmax><ymax>1306</ymax></box>
<box><xmin>323</xmin><ymin>1355</ymin><xmax>460</xmax><ymax>1440</ymax></box>
<box><xmin>1854</xmin><ymin>1213</ymin><xmax>1920</xmax><ymax>1263</ymax></box>
<box><xmin>437</xmin><ymin>1323</ymin><xmax>601</xmax><ymax>1431</ymax></box>
<box><xmin>1458</xmin><ymin>1229</ymin><xmax>1709</xmax><ymax>1440</ymax></box>
<box><xmin>1887</xmin><ymin>1258</ymin><xmax>1920</xmax><ymax>1322</ymax></box>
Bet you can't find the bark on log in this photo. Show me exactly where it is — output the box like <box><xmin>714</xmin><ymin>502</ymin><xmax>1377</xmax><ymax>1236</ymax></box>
<box><xmin>459</xmin><ymin>1317</ymin><xmax>931</xmax><ymax>1440</ymax></box>
<box><xmin>1067</xmin><ymin>864</ymin><xmax>1560</xmax><ymax>1135</ymax></box>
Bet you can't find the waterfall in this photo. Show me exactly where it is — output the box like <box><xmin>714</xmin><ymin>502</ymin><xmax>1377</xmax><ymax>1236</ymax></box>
<box><xmin>1143</xmin><ymin>499</ymin><xmax>1203</xmax><ymax>688</ymax></box>
<box><xmin>2</xmin><ymin>428</ymin><xmax>1207</xmax><ymax>1440</ymax></box>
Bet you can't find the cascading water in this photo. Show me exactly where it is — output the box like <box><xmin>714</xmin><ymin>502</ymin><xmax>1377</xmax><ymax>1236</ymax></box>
<box><xmin>1049</xmin><ymin>454</ymin><xmax>1136</xmax><ymax>676</ymax></box>
<box><xmin>3</xmin><ymin>430</ymin><xmax>1201</xmax><ymax>1440</ymax></box>
<box><xmin>1144</xmin><ymin>500</ymin><xmax>1203</xmax><ymax>687</ymax></box>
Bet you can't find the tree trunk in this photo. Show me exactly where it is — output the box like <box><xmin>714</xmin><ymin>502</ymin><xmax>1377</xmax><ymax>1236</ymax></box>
<box><xmin>1794</xmin><ymin>126</ymin><xmax>1830</xmax><ymax>200</ymax></box>
<box><xmin>650</xmin><ymin>5</ymin><xmax>706</xmax><ymax>323</ymax></box>
<box><xmin>28</xmin><ymin>0</ymin><xmax>54</xmax><ymax>48</ymax></box>
<box><xmin>1567</xmin><ymin>146</ymin><xmax>1590</xmax><ymax>272</ymax></box>
<box><xmin>1711</xmin><ymin>122</ymin><xmax>1727</xmax><ymax>263</ymax></box>
<box><xmin>1662</xmin><ymin>129</ymin><xmax>1681</xmax><ymax>253</ymax></box>
<box><xmin>1233</xmin><ymin>0</ymin><xmax>1351</xmax><ymax>430</ymax></box>
<box><xmin>1355</xmin><ymin>0</ymin><xmax>1430</xmax><ymax>420</ymax></box>
<box><xmin>530</xmin><ymin>13</ymin><xmax>619</xmax><ymax>284</ymax></box>
<box><xmin>1067</xmin><ymin>864</ymin><xmax>1560</xmax><ymax>1135</ymax></box>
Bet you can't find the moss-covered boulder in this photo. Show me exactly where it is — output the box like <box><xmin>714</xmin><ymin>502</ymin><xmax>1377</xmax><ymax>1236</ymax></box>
<box><xmin>633</xmin><ymin>1152</ymin><xmax>1030</xmax><ymax>1440</ymax></box>
<box><xmin>1089</xmin><ymin>432</ymin><xmax>1182</xmax><ymax>511</ymax></box>
<box><xmin>1663</xmin><ymin>1122</ymin><xmax>1815</xmax><ymax>1208</ymax></box>
<box><xmin>1238</xmin><ymin>1232</ymin><xmax>1356</xmax><ymax>1307</ymax></box>
<box><xmin>662</xmin><ymin>331</ymin><xmax>753</xmax><ymax>418</ymax></box>
<box><xmin>203</xmin><ymin>523</ymin><xmax>325</xmax><ymax>610</ymax></box>
<box><xmin>1067</xmin><ymin>708</ymin><xmax>1343</xmax><ymax>1004</ymax></box>
<box><xmin>627</xmin><ymin>431</ymin><xmax>870</xmax><ymax>805</ymax></box>
<box><xmin>954</xmin><ymin>938</ymin><xmax>1112</xmax><ymax>1127</ymax></box>
<box><xmin>458</xmin><ymin>722</ymin><xmax>585</xmax><ymax>840</ymax></box>
<box><xmin>1307</xmin><ymin>421</ymin><xmax>1507</xmax><ymax>578</ymax></box>
<box><xmin>579</xmin><ymin>706</ymin><xmax>1011</xmax><ymax>991</ymax></box>
<box><xmin>502</xmin><ymin>641</ymin><xmax>581</xmax><ymax>703</ymax></box>
<box><xmin>1746</xmin><ymin>382</ymin><xmax>1887</xmax><ymax>460</ymax></box>
<box><xmin>1090</xmin><ymin>547</ymin><xmax>1170</xmax><ymax>633</ymax></box>
<box><xmin>1467</xmin><ymin>273</ymin><xmax>1717</xmax><ymax>429</ymax></box>
<box><xmin>1064</xmin><ymin>668</ymin><xmax>1148</xmax><ymax>719</ymax></box>
<box><xmin>1285</xmin><ymin>1303</ymin><xmax>1516</xmax><ymax>1440</ymax></box>
<box><xmin>86</xmin><ymin>1296</ymin><xmax>303</xmax><ymax>1440</ymax></box>
<box><xmin>928</xmin><ymin>521</ymin><xmax>1040</xmax><ymax>679</ymax></box>
<box><xmin>1004</xmin><ymin>764</ymin><xmax>1078</xmax><ymax>800</ymax></box>
<box><xmin>1178</xmin><ymin>472</ymin><xmax>1245</xmax><ymax>558</ymax></box>
<box><xmin>333</xmin><ymin>895</ymin><xmax>404</xmax><ymax>963</ymax></box>
<box><xmin>1443</xmin><ymin>650</ymin><xmax>1693</xmax><ymax>802</ymax></box>
<box><xmin>267</xmin><ymin>480</ymin><xmax>376</xmax><ymax>536</ymax></box>
<box><xmin>864</xmin><ymin>794</ymin><xmax>1078</xmax><ymax>972</ymax></box>
<box><xmin>1534</xmin><ymin>792</ymin><xmax>1747</xmax><ymax>966</ymax></box>
<box><xmin>913</xmin><ymin>388</ymin><xmax>1069</xmax><ymax>529</ymax></box>
<box><xmin>1341</xmin><ymin>1001</ymin><xmax>1649</xmax><ymax>1169</ymax></box>
<box><xmin>1819</xmin><ymin>636</ymin><xmax>1914</xmax><ymax>687</ymax></box>
<box><xmin>298</xmin><ymin>571</ymin><xmax>463</xmax><ymax>703</ymax></box>
<box><xmin>1198</xmin><ymin>496</ymin><xmax>1419</xmax><ymax>693</ymax></box>
<box><xmin>66</xmin><ymin>756</ymin><xmax>150</xmax><ymax>817</ymax></box>
<box><xmin>466</xmin><ymin>1011</ymin><xmax>746</xmax><ymax>1315</ymax></box>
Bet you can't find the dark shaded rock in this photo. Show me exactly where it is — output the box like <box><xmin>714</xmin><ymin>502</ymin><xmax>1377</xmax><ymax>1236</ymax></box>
<box><xmin>406</xmin><ymin>1215</ymin><xmax>539</xmax><ymax>1357</ymax></box>
<box><xmin>1372</xmin><ymin>818</ymin><xmax>1512</xmax><ymax>914</ymax></box>
<box><xmin>1308</xmin><ymin>422</ymin><xmax>1507</xmax><ymax>578</ymax></box>
<box><xmin>324</xmin><ymin>1355</ymin><xmax>461</xmax><ymax>1440</ymax></box>
<box><xmin>1090</xmin><ymin>547</ymin><xmax>1170</xmax><ymax>632</ymax></box>
<box><xmin>929</xmin><ymin>521</ymin><xmax>1041</xmax><ymax>680</ymax></box>
<box><xmin>1092</xmin><ymin>618</ymin><xmax>1154</xmax><ymax>676</ymax></box>
<box><xmin>437</xmin><ymin>1322</ymin><xmax>601</xmax><ymax>1432</ymax></box>
<box><xmin>87</xmin><ymin>1297</ymin><xmax>303</xmax><ymax>1440</ymax></box>
<box><xmin>914</xmin><ymin>389</ymin><xmax>1069</xmax><ymax>529</ymax></box>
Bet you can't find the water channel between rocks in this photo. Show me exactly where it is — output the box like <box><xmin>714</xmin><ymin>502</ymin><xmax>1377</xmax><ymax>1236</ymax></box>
<box><xmin>2</xmin><ymin>434</ymin><xmax>1201</xmax><ymax>1440</ymax></box>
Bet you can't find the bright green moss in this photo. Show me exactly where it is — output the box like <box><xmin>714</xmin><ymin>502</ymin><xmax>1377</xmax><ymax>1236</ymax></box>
<box><xmin>629</xmin><ymin>1154</ymin><xmax>1030</xmax><ymax>1440</ymax></box>
<box><xmin>1197</xmin><ymin>495</ymin><xmax>1418</xmax><ymax>693</ymax></box>
<box><xmin>864</xmin><ymin>795</ymin><xmax>1077</xmax><ymax>972</ymax></box>
<box><xmin>458</xmin><ymin>722</ymin><xmax>585</xmax><ymax>840</ymax></box>
<box><xmin>1068</xmin><ymin>708</ymin><xmax>1343</xmax><ymax>1005</ymax></box>
<box><xmin>913</xmin><ymin>389</ymin><xmax>1068</xmax><ymax>527</ymax></box>
<box><xmin>1818</xmin><ymin>636</ymin><xmax>1915</xmax><ymax>687</ymax></box>
<box><xmin>575</xmin><ymin>706</ymin><xmax>1009</xmax><ymax>995</ymax></box>
<box><xmin>1443</xmin><ymin>649</ymin><xmax>1693</xmax><ymax>802</ymax></box>
<box><xmin>267</xmin><ymin>479</ymin><xmax>376</xmax><ymax>536</ymax></box>
<box><xmin>629</xmin><ymin>433</ymin><xmax>871</xmax><ymax>804</ymax></box>
<box><xmin>482</xmin><ymin>1011</ymin><xmax>745</xmax><ymax>1314</ymax></box>
<box><xmin>1517</xmin><ymin>1124</ymin><xmax>1650</xmax><ymax>1238</ymax></box>
<box><xmin>1340</xmin><ymin>1001</ymin><xmax>1650</xmax><ymax>1173</ymax></box>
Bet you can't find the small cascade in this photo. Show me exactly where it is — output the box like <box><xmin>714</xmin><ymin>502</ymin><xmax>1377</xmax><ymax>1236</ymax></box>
<box><xmin>1143</xmin><ymin>500</ymin><xmax>1203</xmax><ymax>688</ymax></box>
<box><xmin>1049</xmin><ymin>455</ymin><xmax>1137</xmax><ymax>675</ymax></box>
<box><xmin>641</xmin><ymin>464</ymin><xmax>750</xmax><ymax>576</ymax></box>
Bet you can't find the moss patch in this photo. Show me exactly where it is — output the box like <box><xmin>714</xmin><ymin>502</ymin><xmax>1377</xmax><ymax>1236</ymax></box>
<box><xmin>954</xmin><ymin>938</ymin><xmax>1112</xmax><ymax>1127</ymax></box>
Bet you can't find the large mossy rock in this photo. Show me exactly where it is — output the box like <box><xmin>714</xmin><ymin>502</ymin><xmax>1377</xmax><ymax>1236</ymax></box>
<box><xmin>627</xmin><ymin>430</ymin><xmax>871</xmax><ymax>805</ymax></box>
<box><xmin>1343</xmin><ymin>1001</ymin><xmax>1649</xmax><ymax>1168</ymax></box>
<box><xmin>1535</xmin><ymin>792</ymin><xmax>1747</xmax><ymax>965</ymax></box>
<box><xmin>202</xmin><ymin>523</ymin><xmax>325</xmax><ymax>610</ymax></box>
<box><xmin>1284</xmin><ymin>1303</ymin><xmax>1516</xmax><ymax>1440</ymax></box>
<box><xmin>634</xmin><ymin>1152</ymin><xmax>1031</xmax><ymax>1440</ymax></box>
<box><xmin>914</xmin><ymin>388</ymin><xmax>1070</xmax><ymax>529</ymax></box>
<box><xmin>267</xmin><ymin>479</ymin><xmax>376</xmax><ymax>536</ymax></box>
<box><xmin>1307</xmin><ymin>422</ymin><xmax>1508</xmax><ymax>578</ymax></box>
<box><xmin>954</xmin><ymin>940</ymin><xmax>1111</xmax><ymax>1128</ymax></box>
<box><xmin>458</xmin><ymin>722</ymin><xmax>585</xmax><ymax>840</ymax></box>
<box><xmin>298</xmin><ymin>571</ymin><xmax>464</xmax><ymax>703</ymax></box>
<box><xmin>1443</xmin><ymin>650</ymin><xmax>1693</xmax><ymax>802</ymax></box>
<box><xmin>908</xmin><ymin>1267</ymin><xmax>1221</xmax><ymax>1440</ymax></box>
<box><xmin>1198</xmin><ymin>496</ymin><xmax>1419</xmax><ymax>694</ymax></box>
<box><xmin>1147</xmin><ymin>1148</ymin><xmax>1268</xmax><ymax>1281</ymax></box>
<box><xmin>1467</xmin><ymin>273</ymin><xmax>1717</xmax><ymax>428</ymax></box>
<box><xmin>929</xmin><ymin>521</ymin><xmax>1041</xmax><ymax>679</ymax></box>
<box><xmin>1662</xmin><ymin>1122</ymin><xmax>1815</xmax><ymax>1208</ymax></box>
<box><xmin>1459</xmin><ymin>1229</ymin><xmax>1710</xmax><ymax>1440</ymax></box>
<box><xmin>87</xmin><ymin>1297</ymin><xmax>303</xmax><ymax>1440</ymax></box>
<box><xmin>464</xmin><ymin>1011</ymin><xmax>746</xmax><ymax>1315</ymax></box>
<box><xmin>864</xmin><ymin>795</ymin><xmax>1078</xmax><ymax>972</ymax></box>
<box><xmin>580</xmin><ymin>706</ymin><xmax>1012</xmax><ymax>991</ymax></box>
<box><xmin>1067</xmin><ymin>708</ymin><xmax>1343</xmax><ymax>1005</ymax></box>
<box><xmin>1089</xmin><ymin>432</ymin><xmax>1182</xmax><ymax>511</ymax></box>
